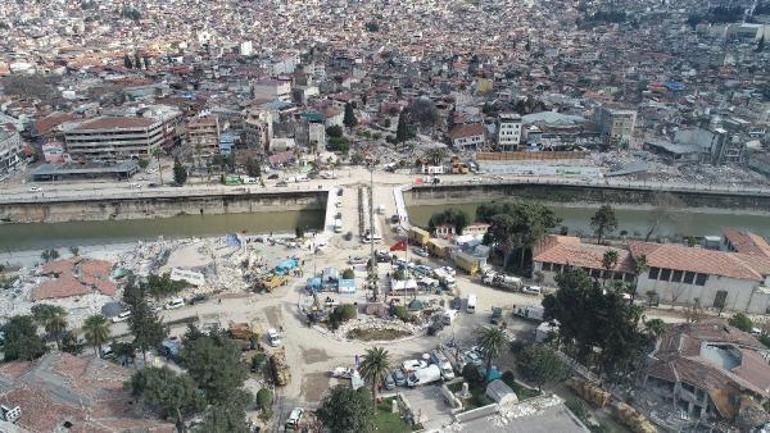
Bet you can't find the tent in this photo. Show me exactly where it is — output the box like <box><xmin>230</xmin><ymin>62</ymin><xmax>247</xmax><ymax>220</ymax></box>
<box><xmin>275</xmin><ymin>258</ymin><xmax>299</xmax><ymax>275</ymax></box>
<box><xmin>338</xmin><ymin>278</ymin><xmax>356</xmax><ymax>294</ymax></box>
<box><xmin>101</xmin><ymin>302</ymin><xmax>124</xmax><ymax>318</ymax></box>
<box><xmin>306</xmin><ymin>277</ymin><xmax>323</xmax><ymax>292</ymax></box>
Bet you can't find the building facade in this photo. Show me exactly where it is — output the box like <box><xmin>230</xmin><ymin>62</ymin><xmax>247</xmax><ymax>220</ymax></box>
<box><xmin>448</xmin><ymin>123</ymin><xmax>485</xmax><ymax>150</ymax></box>
<box><xmin>596</xmin><ymin>106</ymin><xmax>636</xmax><ymax>148</ymax></box>
<box><xmin>241</xmin><ymin>108</ymin><xmax>273</xmax><ymax>151</ymax></box>
<box><xmin>496</xmin><ymin>113</ymin><xmax>522</xmax><ymax>151</ymax></box>
<box><xmin>0</xmin><ymin>125</ymin><xmax>23</xmax><ymax>178</ymax></box>
<box><xmin>64</xmin><ymin>117</ymin><xmax>166</xmax><ymax>160</ymax></box>
<box><xmin>186</xmin><ymin>116</ymin><xmax>221</xmax><ymax>157</ymax></box>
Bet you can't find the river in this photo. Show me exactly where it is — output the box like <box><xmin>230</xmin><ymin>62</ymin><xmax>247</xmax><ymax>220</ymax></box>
<box><xmin>0</xmin><ymin>209</ymin><xmax>325</xmax><ymax>252</ymax></box>
<box><xmin>407</xmin><ymin>202</ymin><xmax>770</xmax><ymax>240</ymax></box>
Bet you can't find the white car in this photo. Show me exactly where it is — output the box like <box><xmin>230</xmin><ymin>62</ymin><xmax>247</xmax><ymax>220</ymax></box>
<box><xmin>111</xmin><ymin>311</ymin><xmax>131</xmax><ymax>323</ymax></box>
<box><xmin>267</xmin><ymin>328</ymin><xmax>282</xmax><ymax>347</ymax></box>
<box><xmin>27</xmin><ymin>186</ymin><xmax>41</xmax><ymax>192</ymax></box>
<box><xmin>285</xmin><ymin>407</ymin><xmax>305</xmax><ymax>430</ymax></box>
<box><xmin>348</xmin><ymin>255</ymin><xmax>367</xmax><ymax>265</ymax></box>
<box><xmin>164</xmin><ymin>298</ymin><xmax>185</xmax><ymax>310</ymax></box>
<box><xmin>522</xmin><ymin>286</ymin><xmax>543</xmax><ymax>295</ymax></box>
<box><xmin>401</xmin><ymin>359</ymin><xmax>428</xmax><ymax>373</ymax></box>
<box><xmin>413</xmin><ymin>248</ymin><xmax>429</xmax><ymax>257</ymax></box>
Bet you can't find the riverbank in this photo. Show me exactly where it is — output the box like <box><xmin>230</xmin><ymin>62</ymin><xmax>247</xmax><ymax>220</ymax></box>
<box><xmin>0</xmin><ymin>209</ymin><xmax>324</xmax><ymax>252</ymax></box>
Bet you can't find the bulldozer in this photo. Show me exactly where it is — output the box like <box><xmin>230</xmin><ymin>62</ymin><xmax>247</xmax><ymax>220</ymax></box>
<box><xmin>270</xmin><ymin>348</ymin><xmax>291</xmax><ymax>386</ymax></box>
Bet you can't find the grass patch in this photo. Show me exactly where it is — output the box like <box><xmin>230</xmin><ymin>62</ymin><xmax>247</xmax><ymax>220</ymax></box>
<box><xmin>347</xmin><ymin>327</ymin><xmax>411</xmax><ymax>341</ymax></box>
<box><xmin>373</xmin><ymin>398</ymin><xmax>412</xmax><ymax>433</ymax></box>
<box><xmin>502</xmin><ymin>376</ymin><xmax>541</xmax><ymax>400</ymax></box>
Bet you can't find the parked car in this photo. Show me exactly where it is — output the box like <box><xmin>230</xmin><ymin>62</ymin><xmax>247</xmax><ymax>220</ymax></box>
<box><xmin>285</xmin><ymin>408</ymin><xmax>304</xmax><ymax>430</ymax></box>
<box><xmin>276</xmin><ymin>181</ymin><xmax>288</xmax><ymax>187</ymax></box>
<box><xmin>391</xmin><ymin>369</ymin><xmax>407</xmax><ymax>386</ymax></box>
<box><xmin>522</xmin><ymin>285</ymin><xmax>543</xmax><ymax>295</ymax></box>
<box><xmin>413</xmin><ymin>248</ymin><xmax>429</xmax><ymax>257</ymax></box>
<box><xmin>383</xmin><ymin>372</ymin><xmax>396</xmax><ymax>390</ymax></box>
<box><xmin>348</xmin><ymin>255</ymin><xmax>367</xmax><ymax>265</ymax></box>
<box><xmin>111</xmin><ymin>310</ymin><xmax>131</xmax><ymax>323</ymax></box>
<box><xmin>148</xmin><ymin>182</ymin><xmax>160</xmax><ymax>188</ymax></box>
<box><xmin>27</xmin><ymin>186</ymin><xmax>41</xmax><ymax>192</ymax></box>
<box><xmin>267</xmin><ymin>173</ymin><xmax>280</xmax><ymax>180</ymax></box>
<box><xmin>189</xmin><ymin>294</ymin><xmax>209</xmax><ymax>305</ymax></box>
<box><xmin>331</xmin><ymin>367</ymin><xmax>354</xmax><ymax>379</ymax></box>
<box><xmin>450</xmin><ymin>297</ymin><xmax>463</xmax><ymax>310</ymax></box>
<box><xmin>267</xmin><ymin>328</ymin><xmax>282</xmax><ymax>347</ymax></box>
<box><xmin>402</xmin><ymin>359</ymin><xmax>428</xmax><ymax>373</ymax></box>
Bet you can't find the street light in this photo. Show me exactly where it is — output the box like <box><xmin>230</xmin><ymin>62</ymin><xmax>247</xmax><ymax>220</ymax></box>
<box><xmin>366</xmin><ymin>155</ymin><xmax>379</xmax><ymax>301</ymax></box>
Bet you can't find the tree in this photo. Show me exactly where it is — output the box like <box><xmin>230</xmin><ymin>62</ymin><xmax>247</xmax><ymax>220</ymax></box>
<box><xmin>601</xmin><ymin>250</ymin><xmax>619</xmax><ymax>285</ymax></box>
<box><xmin>728</xmin><ymin>313</ymin><xmax>753</xmax><ymax>332</ymax></box>
<box><xmin>590</xmin><ymin>204</ymin><xmax>617</xmax><ymax>244</ymax></box>
<box><xmin>359</xmin><ymin>346</ymin><xmax>390</xmax><ymax>406</ymax></box>
<box><xmin>152</xmin><ymin>147</ymin><xmax>164</xmax><ymax>184</ymax></box>
<box><xmin>428</xmin><ymin>208</ymin><xmax>469</xmax><ymax>235</ymax></box>
<box><xmin>326</xmin><ymin>125</ymin><xmax>343</xmax><ymax>138</ymax></box>
<box><xmin>543</xmin><ymin>269</ymin><xmax>647</xmax><ymax>376</ymax></box>
<box><xmin>194</xmin><ymin>390</ymin><xmax>250</xmax><ymax>433</ymax></box>
<box><xmin>477</xmin><ymin>326</ymin><xmax>507</xmax><ymax>380</ymax></box>
<box><xmin>40</xmin><ymin>248</ymin><xmax>60</xmax><ymax>263</ymax></box>
<box><xmin>643</xmin><ymin>318</ymin><xmax>667</xmax><ymax>338</ymax></box>
<box><xmin>245</xmin><ymin>158</ymin><xmax>261</xmax><ymax>177</ymax></box>
<box><xmin>343</xmin><ymin>103</ymin><xmax>358</xmax><ymax>129</ymax></box>
<box><xmin>316</xmin><ymin>385</ymin><xmax>375</xmax><ymax>433</ymax></box>
<box><xmin>2</xmin><ymin>315</ymin><xmax>46</xmax><ymax>361</ymax></box>
<box><xmin>83</xmin><ymin>314</ymin><xmax>111</xmax><ymax>358</ymax></box>
<box><xmin>629</xmin><ymin>254</ymin><xmax>648</xmax><ymax>304</ymax></box>
<box><xmin>256</xmin><ymin>388</ymin><xmax>273</xmax><ymax>418</ymax></box>
<box><xmin>124</xmin><ymin>54</ymin><xmax>133</xmax><ymax>69</ymax></box>
<box><xmin>146</xmin><ymin>273</ymin><xmax>187</xmax><ymax>298</ymax></box>
<box><xmin>424</xmin><ymin>147</ymin><xmax>448</xmax><ymax>166</ymax></box>
<box><xmin>123</xmin><ymin>281</ymin><xmax>167</xmax><ymax>363</ymax></box>
<box><xmin>128</xmin><ymin>366</ymin><xmax>206</xmax><ymax>433</ymax></box>
<box><xmin>342</xmin><ymin>268</ymin><xmax>355</xmax><ymax>279</ymax></box>
<box><xmin>181</xmin><ymin>333</ymin><xmax>247</xmax><ymax>404</ymax></box>
<box><xmin>134</xmin><ymin>53</ymin><xmax>142</xmax><ymax>70</ymax></box>
<box><xmin>69</xmin><ymin>246</ymin><xmax>80</xmax><ymax>256</ymax></box>
<box><xmin>31</xmin><ymin>304</ymin><xmax>68</xmax><ymax>349</ymax></box>
<box><xmin>173</xmin><ymin>159</ymin><xmax>188</xmax><ymax>185</ymax></box>
<box><xmin>406</xmin><ymin>98</ymin><xmax>438</xmax><ymax>130</ymax></box>
<box><xmin>517</xmin><ymin>345</ymin><xmax>567</xmax><ymax>390</ymax></box>
<box><xmin>758</xmin><ymin>35</ymin><xmax>765</xmax><ymax>52</ymax></box>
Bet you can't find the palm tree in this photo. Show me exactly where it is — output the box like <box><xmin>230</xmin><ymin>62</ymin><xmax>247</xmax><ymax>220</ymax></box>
<box><xmin>629</xmin><ymin>254</ymin><xmax>649</xmax><ymax>304</ymax></box>
<box><xmin>83</xmin><ymin>314</ymin><xmax>110</xmax><ymax>358</ymax></box>
<box><xmin>151</xmin><ymin>147</ymin><xmax>163</xmax><ymax>185</ymax></box>
<box><xmin>477</xmin><ymin>326</ymin><xmax>507</xmax><ymax>381</ymax></box>
<box><xmin>359</xmin><ymin>346</ymin><xmax>391</xmax><ymax>406</ymax></box>
<box><xmin>601</xmin><ymin>250</ymin><xmax>619</xmax><ymax>286</ymax></box>
<box><xmin>45</xmin><ymin>314</ymin><xmax>68</xmax><ymax>350</ymax></box>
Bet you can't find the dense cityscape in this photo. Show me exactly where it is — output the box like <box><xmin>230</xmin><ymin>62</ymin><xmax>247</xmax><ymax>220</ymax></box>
<box><xmin>0</xmin><ymin>0</ymin><xmax>770</xmax><ymax>432</ymax></box>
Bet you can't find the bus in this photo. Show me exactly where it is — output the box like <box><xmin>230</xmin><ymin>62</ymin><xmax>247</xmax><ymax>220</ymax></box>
<box><xmin>466</xmin><ymin>294</ymin><xmax>477</xmax><ymax>313</ymax></box>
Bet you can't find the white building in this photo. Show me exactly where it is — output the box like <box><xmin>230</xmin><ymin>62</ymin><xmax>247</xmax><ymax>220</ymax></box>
<box><xmin>496</xmin><ymin>113</ymin><xmax>522</xmax><ymax>151</ymax></box>
<box><xmin>252</xmin><ymin>79</ymin><xmax>292</xmax><ymax>102</ymax></box>
<box><xmin>448</xmin><ymin>123</ymin><xmax>485</xmax><ymax>150</ymax></box>
<box><xmin>240</xmin><ymin>41</ymin><xmax>253</xmax><ymax>56</ymax></box>
<box><xmin>0</xmin><ymin>125</ymin><xmax>23</xmax><ymax>177</ymax></box>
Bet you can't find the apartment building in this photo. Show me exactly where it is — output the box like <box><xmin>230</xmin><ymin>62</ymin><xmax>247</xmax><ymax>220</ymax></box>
<box><xmin>64</xmin><ymin>117</ymin><xmax>166</xmax><ymax>160</ymax></box>
<box><xmin>187</xmin><ymin>116</ymin><xmax>221</xmax><ymax>156</ymax></box>
<box><xmin>448</xmin><ymin>123</ymin><xmax>485</xmax><ymax>150</ymax></box>
<box><xmin>252</xmin><ymin>79</ymin><xmax>292</xmax><ymax>102</ymax></box>
<box><xmin>496</xmin><ymin>113</ymin><xmax>522</xmax><ymax>151</ymax></box>
<box><xmin>241</xmin><ymin>108</ymin><xmax>273</xmax><ymax>151</ymax></box>
<box><xmin>596</xmin><ymin>106</ymin><xmax>636</xmax><ymax>148</ymax></box>
<box><xmin>0</xmin><ymin>125</ymin><xmax>23</xmax><ymax>177</ymax></box>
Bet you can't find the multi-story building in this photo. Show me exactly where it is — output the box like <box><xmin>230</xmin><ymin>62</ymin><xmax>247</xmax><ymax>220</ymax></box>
<box><xmin>241</xmin><ymin>108</ymin><xmax>273</xmax><ymax>151</ymax></box>
<box><xmin>596</xmin><ymin>106</ymin><xmax>636</xmax><ymax>148</ymax></box>
<box><xmin>252</xmin><ymin>79</ymin><xmax>292</xmax><ymax>102</ymax></box>
<box><xmin>448</xmin><ymin>123</ymin><xmax>485</xmax><ymax>150</ymax></box>
<box><xmin>496</xmin><ymin>113</ymin><xmax>522</xmax><ymax>151</ymax></box>
<box><xmin>186</xmin><ymin>116</ymin><xmax>221</xmax><ymax>157</ymax></box>
<box><xmin>64</xmin><ymin>117</ymin><xmax>166</xmax><ymax>160</ymax></box>
<box><xmin>0</xmin><ymin>125</ymin><xmax>23</xmax><ymax>178</ymax></box>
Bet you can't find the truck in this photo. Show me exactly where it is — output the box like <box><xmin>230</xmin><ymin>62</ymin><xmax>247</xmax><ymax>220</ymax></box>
<box><xmin>482</xmin><ymin>271</ymin><xmax>522</xmax><ymax>291</ymax></box>
<box><xmin>254</xmin><ymin>274</ymin><xmax>289</xmax><ymax>292</ymax></box>
<box><xmin>334</xmin><ymin>218</ymin><xmax>343</xmax><ymax>233</ymax></box>
<box><xmin>407</xmin><ymin>364</ymin><xmax>442</xmax><ymax>387</ymax></box>
<box><xmin>513</xmin><ymin>305</ymin><xmax>545</xmax><ymax>322</ymax></box>
<box><xmin>490</xmin><ymin>307</ymin><xmax>503</xmax><ymax>325</ymax></box>
<box><xmin>270</xmin><ymin>348</ymin><xmax>291</xmax><ymax>386</ymax></box>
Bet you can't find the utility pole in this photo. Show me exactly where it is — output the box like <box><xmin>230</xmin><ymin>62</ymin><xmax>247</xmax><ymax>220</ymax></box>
<box><xmin>367</xmin><ymin>159</ymin><xmax>379</xmax><ymax>301</ymax></box>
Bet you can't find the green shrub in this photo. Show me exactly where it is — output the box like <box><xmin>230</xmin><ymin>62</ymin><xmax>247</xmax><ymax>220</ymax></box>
<box><xmin>342</xmin><ymin>268</ymin><xmax>355</xmax><ymax>279</ymax></box>
<box><xmin>256</xmin><ymin>387</ymin><xmax>273</xmax><ymax>412</ymax></box>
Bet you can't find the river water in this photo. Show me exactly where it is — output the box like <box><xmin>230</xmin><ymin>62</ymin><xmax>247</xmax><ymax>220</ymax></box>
<box><xmin>407</xmin><ymin>202</ymin><xmax>770</xmax><ymax>240</ymax></box>
<box><xmin>0</xmin><ymin>210</ymin><xmax>324</xmax><ymax>252</ymax></box>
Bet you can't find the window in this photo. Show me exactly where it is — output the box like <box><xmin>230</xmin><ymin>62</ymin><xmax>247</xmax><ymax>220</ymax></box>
<box><xmin>671</xmin><ymin>270</ymin><xmax>683</xmax><ymax>283</ymax></box>
<box><xmin>660</xmin><ymin>269</ymin><xmax>671</xmax><ymax>282</ymax></box>
<box><xmin>613</xmin><ymin>272</ymin><xmax>623</xmax><ymax>280</ymax></box>
<box><xmin>624</xmin><ymin>273</ymin><xmax>635</xmax><ymax>282</ymax></box>
<box><xmin>649</xmin><ymin>267</ymin><xmax>660</xmax><ymax>280</ymax></box>
<box><xmin>602</xmin><ymin>271</ymin><xmax>613</xmax><ymax>279</ymax></box>
<box><xmin>554</xmin><ymin>264</ymin><xmax>563</xmax><ymax>273</ymax></box>
<box><xmin>684</xmin><ymin>272</ymin><xmax>695</xmax><ymax>284</ymax></box>
<box><xmin>542</xmin><ymin>262</ymin><xmax>552</xmax><ymax>271</ymax></box>
<box><xmin>695</xmin><ymin>273</ymin><xmax>708</xmax><ymax>286</ymax></box>
<box><xmin>591</xmin><ymin>269</ymin><xmax>601</xmax><ymax>278</ymax></box>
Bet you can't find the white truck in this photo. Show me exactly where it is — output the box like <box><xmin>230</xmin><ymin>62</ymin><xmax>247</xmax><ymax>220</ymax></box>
<box><xmin>433</xmin><ymin>268</ymin><xmax>456</xmax><ymax>288</ymax></box>
<box><xmin>466</xmin><ymin>294</ymin><xmax>477</xmax><ymax>313</ymax></box>
<box><xmin>430</xmin><ymin>350</ymin><xmax>456</xmax><ymax>380</ymax></box>
<box><xmin>513</xmin><ymin>305</ymin><xmax>545</xmax><ymax>322</ymax></box>
<box><xmin>334</xmin><ymin>218</ymin><xmax>343</xmax><ymax>233</ymax></box>
<box><xmin>407</xmin><ymin>364</ymin><xmax>442</xmax><ymax>387</ymax></box>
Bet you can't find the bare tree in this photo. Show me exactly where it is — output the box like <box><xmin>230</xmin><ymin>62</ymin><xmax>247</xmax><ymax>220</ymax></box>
<box><xmin>644</xmin><ymin>192</ymin><xmax>684</xmax><ymax>241</ymax></box>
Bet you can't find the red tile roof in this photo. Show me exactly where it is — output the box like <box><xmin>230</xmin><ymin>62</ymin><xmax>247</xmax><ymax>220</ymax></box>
<box><xmin>31</xmin><ymin>275</ymin><xmax>89</xmax><ymax>300</ymax></box>
<box><xmin>33</xmin><ymin>258</ymin><xmax>115</xmax><ymax>299</ymax></box>
<box><xmin>629</xmin><ymin>241</ymin><xmax>770</xmax><ymax>281</ymax></box>
<box><xmin>533</xmin><ymin>235</ymin><xmax>634</xmax><ymax>273</ymax></box>
<box><xmin>0</xmin><ymin>353</ymin><xmax>175</xmax><ymax>433</ymax></box>
<box><xmin>722</xmin><ymin>227</ymin><xmax>770</xmax><ymax>257</ymax></box>
<box><xmin>448</xmin><ymin>123</ymin><xmax>485</xmax><ymax>140</ymax></box>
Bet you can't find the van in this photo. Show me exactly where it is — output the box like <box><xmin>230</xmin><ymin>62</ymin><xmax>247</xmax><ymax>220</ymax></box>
<box><xmin>285</xmin><ymin>407</ymin><xmax>304</xmax><ymax>430</ymax></box>
<box><xmin>334</xmin><ymin>218</ymin><xmax>343</xmax><ymax>233</ymax></box>
<box><xmin>466</xmin><ymin>294</ymin><xmax>477</xmax><ymax>313</ymax></box>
